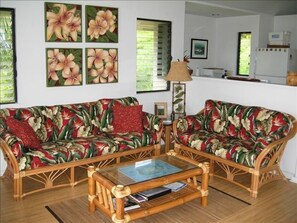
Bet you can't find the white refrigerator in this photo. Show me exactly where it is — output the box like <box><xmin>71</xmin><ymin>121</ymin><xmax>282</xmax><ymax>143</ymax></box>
<box><xmin>253</xmin><ymin>48</ymin><xmax>297</xmax><ymax>85</ymax></box>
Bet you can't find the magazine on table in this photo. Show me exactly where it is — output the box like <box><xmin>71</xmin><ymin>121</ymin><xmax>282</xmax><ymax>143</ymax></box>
<box><xmin>138</xmin><ymin>186</ymin><xmax>171</xmax><ymax>200</ymax></box>
<box><xmin>112</xmin><ymin>197</ymin><xmax>140</xmax><ymax>211</ymax></box>
<box><xmin>129</xmin><ymin>193</ymin><xmax>148</xmax><ymax>203</ymax></box>
<box><xmin>163</xmin><ymin>182</ymin><xmax>187</xmax><ymax>192</ymax></box>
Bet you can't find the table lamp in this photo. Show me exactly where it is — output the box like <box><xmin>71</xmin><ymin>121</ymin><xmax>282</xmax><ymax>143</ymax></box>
<box><xmin>165</xmin><ymin>61</ymin><xmax>192</xmax><ymax>120</ymax></box>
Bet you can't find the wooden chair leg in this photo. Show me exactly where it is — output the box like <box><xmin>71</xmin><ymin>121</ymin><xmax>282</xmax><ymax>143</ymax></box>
<box><xmin>250</xmin><ymin>172</ymin><xmax>259</xmax><ymax>198</ymax></box>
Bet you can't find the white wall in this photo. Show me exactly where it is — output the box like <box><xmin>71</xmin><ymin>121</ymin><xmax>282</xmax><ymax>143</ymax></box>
<box><xmin>0</xmin><ymin>0</ymin><xmax>185</xmax><ymax>175</ymax></box>
<box><xmin>215</xmin><ymin>15</ymin><xmax>260</xmax><ymax>76</ymax></box>
<box><xmin>184</xmin><ymin>14</ymin><xmax>216</xmax><ymax>74</ymax></box>
<box><xmin>258</xmin><ymin>14</ymin><xmax>274</xmax><ymax>48</ymax></box>
<box><xmin>274</xmin><ymin>15</ymin><xmax>297</xmax><ymax>49</ymax></box>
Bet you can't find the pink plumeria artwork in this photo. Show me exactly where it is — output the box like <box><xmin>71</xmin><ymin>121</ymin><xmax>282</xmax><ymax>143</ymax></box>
<box><xmin>46</xmin><ymin>48</ymin><xmax>83</xmax><ymax>87</ymax></box>
<box><xmin>45</xmin><ymin>2</ymin><xmax>82</xmax><ymax>42</ymax></box>
<box><xmin>85</xmin><ymin>5</ymin><xmax>118</xmax><ymax>43</ymax></box>
<box><xmin>86</xmin><ymin>48</ymin><xmax>118</xmax><ymax>84</ymax></box>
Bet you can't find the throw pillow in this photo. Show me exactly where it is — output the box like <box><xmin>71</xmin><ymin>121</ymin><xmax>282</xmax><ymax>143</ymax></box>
<box><xmin>6</xmin><ymin>117</ymin><xmax>41</xmax><ymax>149</ymax></box>
<box><xmin>113</xmin><ymin>105</ymin><xmax>143</xmax><ymax>133</ymax></box>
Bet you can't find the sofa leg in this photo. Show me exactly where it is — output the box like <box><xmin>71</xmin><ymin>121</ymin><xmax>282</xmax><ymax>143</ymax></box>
<box><xmin>209</xmin><ymin>160</ymin><xmax>214</xmax><ymax>181</ymax></box>
<box><xmin>13</xmin><ymin>175</ymin><xmax>21</xmax><ymax>200</ymax></box>
<box><xmin>70</xmin><ymin>167</ymin><xmax>75</xmax><ymax>187</ymax></box>
<box><xmin>250</xmin><ymin>172</ymin><xmax>259</xmax><ymax>198</ymax></box>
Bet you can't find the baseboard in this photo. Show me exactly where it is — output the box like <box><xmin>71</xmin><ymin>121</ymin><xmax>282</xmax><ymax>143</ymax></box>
<box><xmin>290</xmin><ymin>176</ymin><xmax>297</xmax><ymax>184</ymax></box>
<box><xmin>283</xmin><ymin>170</ymin><xmax>297</xmax><ymax>184</ymax></box>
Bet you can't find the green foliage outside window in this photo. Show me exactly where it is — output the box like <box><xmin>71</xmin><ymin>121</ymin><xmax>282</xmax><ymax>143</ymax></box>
<box><xmin>0</xmin><ymin>8</ymin><xmax>17</xmax><ymax>104</ymax></box>
<box><xmin>136</xmin><ymin>19</ymin><xmax>171</xmax><ymax>93</ymax></box>
<box><xmin>237</xmin><ymin>32</ymin><xmax>251</xmax><ymax>76</ymax></box>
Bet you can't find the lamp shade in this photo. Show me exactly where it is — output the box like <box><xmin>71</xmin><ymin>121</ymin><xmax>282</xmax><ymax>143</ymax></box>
<box><xmin>164</xmin><ymin>61</ymin><xmax>192</xmax><ymax>82</ymax></box>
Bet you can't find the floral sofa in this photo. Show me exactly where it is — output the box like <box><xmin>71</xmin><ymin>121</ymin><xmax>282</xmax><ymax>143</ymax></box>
<box><xmin>172</xmin><ymin>99</ymin><xmax>297</xmax><ymax>198</ymax></box>
<box><xmin>0</xmin><ymin>97</ymin><xmax>163</xmax><ymax>199</ymax></box>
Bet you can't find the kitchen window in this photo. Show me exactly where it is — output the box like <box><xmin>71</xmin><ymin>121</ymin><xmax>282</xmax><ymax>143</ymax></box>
<box><xmin>237</xmin><ymin>32</ymin><xmax>251</xmax><ymax>76</ymax></box>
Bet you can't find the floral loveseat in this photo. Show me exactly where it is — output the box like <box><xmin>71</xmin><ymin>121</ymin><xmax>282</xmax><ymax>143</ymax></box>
<box><xmin>173</xmin><ymin>99</ymin><xmax>297</xmax><ymax>198</ymax></box>
<box><xmin>0</xmin><ymin>97</ymin><xmax>163</xmax><ymax>199</ymax></box>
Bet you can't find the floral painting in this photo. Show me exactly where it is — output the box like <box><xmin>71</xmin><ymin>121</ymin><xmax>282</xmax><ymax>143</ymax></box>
<box><xmin>173</xmin><ymin>83</ymin><xmax>186</xmax><ymax>114</ymax></box>
<box><xmin>46</xmin><ymin>48</ymin><xmax>82</xmax><ymax>87</ymax></box>
<box><xmin>45</xmin><ymin>2</ymin><xmax>82</xmax><ymax>42</ymax></box>
<box><xmin>85</xmin><ymin>5</ymin><xmax>118</xmax><ymax>43</ymax></box>
<box><xmin>86</xmin><ymin>48</ymin><xmax>118</xmax><ymax>84</ymax></box>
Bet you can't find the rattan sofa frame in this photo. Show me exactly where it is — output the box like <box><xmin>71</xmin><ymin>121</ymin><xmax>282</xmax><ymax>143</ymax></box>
<box><xmin>172</xmin><ymin>111</ymin><xmax>297</xmax><ymax>198</ymax></box>
<box><xmin>0</xmin><ymin>139</ymin><xmax>161</xmax><ymax>200</ymax></box>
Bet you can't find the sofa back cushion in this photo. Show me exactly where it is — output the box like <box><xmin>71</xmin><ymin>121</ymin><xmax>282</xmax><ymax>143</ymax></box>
<box><xmin>49</xmin><ymin>101</ymin><xmax>101</xmax><ymax>140</ymax></box>
<box><xmin>204</xmin><ymin>100</ymin><xmax>245</xmax><ymax>138</ymax></box>
<box><xmin>203</xmin><ymin>99</ymin><xmax>292</xmax><ymax>142</ymax></box>
<box><xmin>0</xmin><ymin>106</ymin><xmax>55</xmax><ymax>143</ymax></box>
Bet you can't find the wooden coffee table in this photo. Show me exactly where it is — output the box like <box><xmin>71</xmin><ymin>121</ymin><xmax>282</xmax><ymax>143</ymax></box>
<box><xmin>88</xmin><ymin>150</ymin><xmax>209</xmax><ymax>223</ymax></box>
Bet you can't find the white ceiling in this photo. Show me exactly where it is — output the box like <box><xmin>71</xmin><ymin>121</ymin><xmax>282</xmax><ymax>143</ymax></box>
<box><xmin>185</xmin><ymin>0</ymin><xmax>297</xmax><ymax>18</ymax></box>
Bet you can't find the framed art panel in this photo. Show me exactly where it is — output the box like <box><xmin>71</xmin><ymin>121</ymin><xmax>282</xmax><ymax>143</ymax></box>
<box><xmin>86</xmin><ymin>48</ymin><xmax>118</xmax><ymax>84</ymax></box>
<box><xmin>45</xmin><ymin>2</ymin><xmax>82</xmax><ymax>42</ymax></box>
<box><xmin>46</xmin><ymin>48</ymin><xmax>82</xmax><ymax>87</ymax></box>
<box><xmin>172</xmin><ymin>83</ymin><xmax>186</xmax><ymax>115</ymax></box>
<box><xmin>190</xmin><ymin>39</ymin><xmax>208</xmax><ymax>59</ymax></box>
<box><xmin>154</xmin><ymin>102</ymin><xmax>168</xmax><ymax>119</ymax></box>
<box><xmin>85</xmin><ymin>5</ymin><xmax>118</xmax><ymax>43</ymax></box>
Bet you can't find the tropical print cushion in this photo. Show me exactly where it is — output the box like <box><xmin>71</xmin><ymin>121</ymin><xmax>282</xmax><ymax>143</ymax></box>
<box><xmin>176</xmin><ymin>130</ymin><xmax>257</xmax><ymax>167</ymax></box>
<box><xmin>203</xmin><ymin>100</ymin><xmax>292</xmax><ymax>142</ymax></box>
<box><xmin>108</xmin><ymin>130</ymin><xmax>159</xmax><ymax>152</ymax></box>
<box><xmin>17</xmin><ymin>130</ymin><xmax>160</xmax><ymax>171</ymax></box>
<box><xmin>175</xmin><ymin>99</ymin><xmax>293</xmax><ymax>168</ymax></box>
<box><xmin>48</xmin><ymin>101</ymin><xmax>101</xmax><ymax>141</ymax></box>
<box><xmin>18</xmin><ymin>135</ymin><xmax>120</xmax><ymax>170</ymax></box>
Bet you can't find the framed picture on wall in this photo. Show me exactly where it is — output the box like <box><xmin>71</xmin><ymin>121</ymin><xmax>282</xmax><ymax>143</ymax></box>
<box><xmin>86</xmin><ymin>48</ymin><xmax>118</xmax><ymax>84</ymax></box>
<box><xmin>190</xmin><ymin>39</ymin><xmax>208</xmax><ymax>59</ymax></box>
<box><xmin>172</xmin><ymin>83</ymin><xmax>186</xmax><ymax>115</ymax></box>
<box><xmin>45</xmin><ymin>2</ymin><xmax>82</xmax><ymax>42</ymax></box>
<box><xmin>85</xmin><ymin>5</ymin><xmax>118</xmax><ymax>43</ymax></box>
<box><xmin>154</xmin><ymin>102</ymin><xmax>168</xmax><ymax>119</ymax></box>
<box><xmin>46</xmin><ymin>48</ymin><xmax>83</xmax><ymax>87</ymax></box>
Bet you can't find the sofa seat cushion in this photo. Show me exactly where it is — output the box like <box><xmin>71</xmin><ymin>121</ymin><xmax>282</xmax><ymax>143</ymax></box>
<box><xmin>18</xmin><ymin>135</ymin><xmax>120</xmax><ymax>171</ymax></box>
<box><xmin>107</xmin><ymin>130</ymin><xmax>159</xmax><ymax>151</ymax></box>
<box><xmin>176</xmin><ymin>130</ymin><xmax>258</xmax><ymax>167</ymax></box>
<box><xmin>18</xmin><ymin>130</ymin><xmax>160</xmax><ymax>170</ymax></box>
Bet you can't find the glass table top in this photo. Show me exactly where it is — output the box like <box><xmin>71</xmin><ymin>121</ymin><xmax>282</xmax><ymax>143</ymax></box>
<box><xmin>97</xmin><ymin>155</ymin><xmax>198</xmax><ymax>186</ymax></box>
